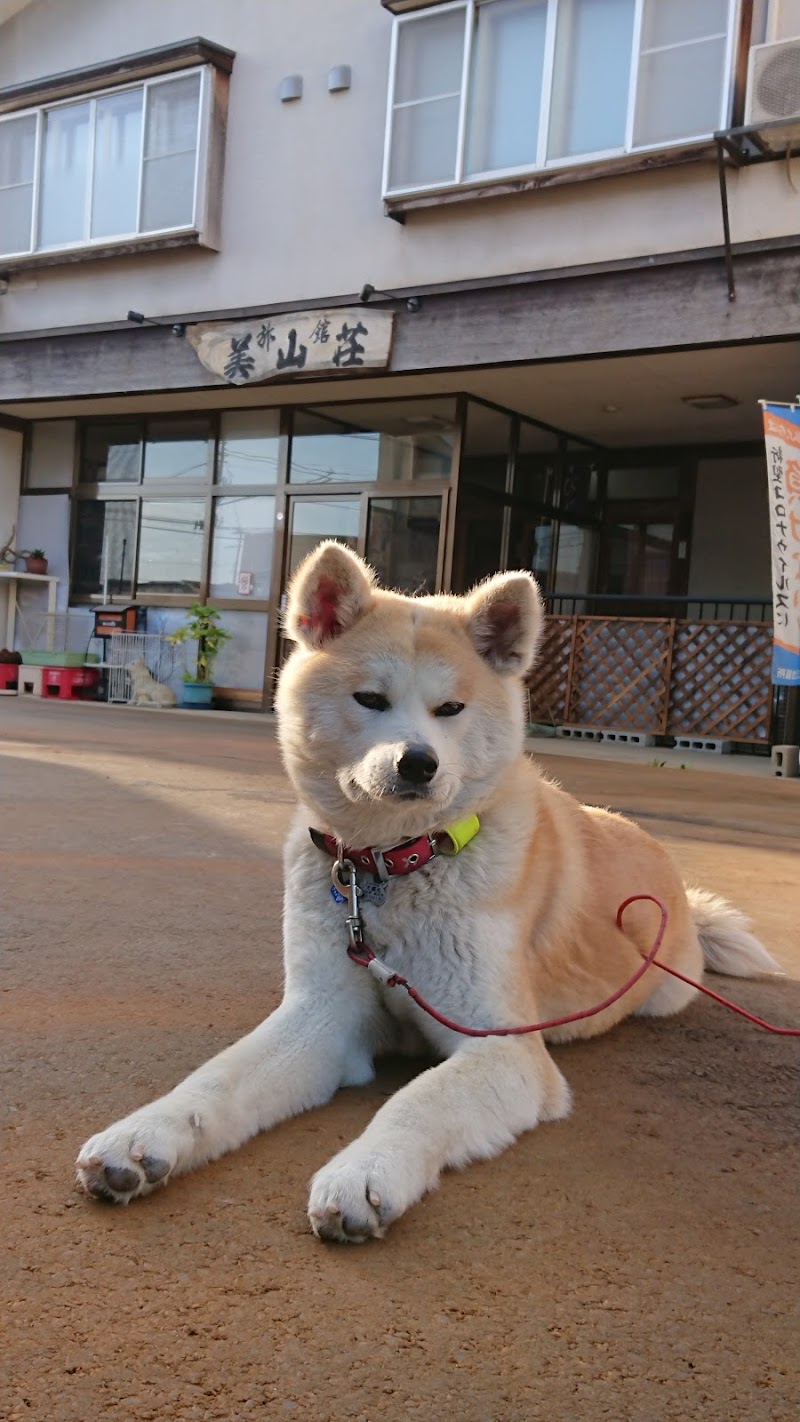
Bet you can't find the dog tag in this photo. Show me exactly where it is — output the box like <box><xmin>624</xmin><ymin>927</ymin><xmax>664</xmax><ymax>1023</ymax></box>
<box><xmin>330</xmin><ymin>884</ymin><xmax>346</xmax><ymax>905</ymax></box>
<box><xmin>359</xmin><ymin>877</ymin><xmax>389</xmax><ymax>908</ymax></box>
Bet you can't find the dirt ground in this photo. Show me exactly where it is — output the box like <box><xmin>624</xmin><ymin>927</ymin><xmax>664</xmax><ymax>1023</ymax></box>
<box><xmin>2</xmin><ymin>699</ymin><xmax>798</xmax><ymax>1422</ymax></box>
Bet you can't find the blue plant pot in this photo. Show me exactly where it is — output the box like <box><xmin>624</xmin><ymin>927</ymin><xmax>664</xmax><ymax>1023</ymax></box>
<box><xmin>181</xmin><ymin>680</ymin><xmax>214</xmax><ymax>709</ymax></box>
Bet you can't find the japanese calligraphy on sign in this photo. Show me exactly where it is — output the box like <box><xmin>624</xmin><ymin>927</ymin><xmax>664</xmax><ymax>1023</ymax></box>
<box><xmin>186</xmin><ymin>308</ymin><xmax>394</xmax><ymax>387</ymax></box>
<box><xmin>760</xmin><ymin>401</ymin><xmax>800</xmax><ymax>686</ymax></box>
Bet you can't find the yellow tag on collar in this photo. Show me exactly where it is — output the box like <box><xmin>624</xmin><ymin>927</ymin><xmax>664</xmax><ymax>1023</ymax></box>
<box><xmin>438</xmin><ymin>814</ymin><xmax>480</xmax><ymax>856</ymax></box>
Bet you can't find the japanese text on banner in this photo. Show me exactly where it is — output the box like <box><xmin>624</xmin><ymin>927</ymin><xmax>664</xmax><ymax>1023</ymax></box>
<box><xmin>761</xmin><ymin>402</ymin><xmax>800</xmax><ymax>686</ymax></box>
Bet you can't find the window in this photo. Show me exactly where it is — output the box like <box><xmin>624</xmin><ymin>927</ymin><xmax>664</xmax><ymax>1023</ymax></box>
<box><xmin>286</xmin><ymin>498</ymin><xmax>361</xmax><ymax>581</ymax></box>
<box><xmin>81</xmin><ymin>423</ymin><xmax>143</xmax><ymax>483</ymax></box>
<box><xmin>547</xmin><ymin>0</ymin><xmax>635</xmax><ymax>160</ymax></box>
<box><xmin>388</xmin><ymin>6</ymin><xmax>466</xmax><ymax>190</ymax></box>
<box><xmin>602</xmin><ymin>520</ymin><xmax>675</xmax><ymax>595</ymax></box>
<box><xmin>466</xmin><ymin>0</ymin><xmax>547</xmax><ymax>175</ymax></box>
<box><xmin>452</xmin><ymin>488</ymin><xmax>506</xmax><ymax>590</ymax></box>
<box><xmin>73</xmin><ymin>501</ymin><xmax>137</xmax><ymax>597</ymax></box>
<box><xmin>0</xmin><ymin>69</ymin><xmax>207</xmax><ymax>259</ymax></box>
<box><xmin>209</xmin><ymin>496</ymin><xmax>276</xmax><ymax>600</ymax></box>
<box><xmin>79</xmin><ymin>417</ymin><xmax>214</xmax><ymax>486</ymax></box>
<box><xmin>365</xmin><ymin>496</ymin><xmax>442</xmax><ymax>593</ymax></box>
<box><xmin>0</xmin><ymin>112</ymin><xmax>36</xmax><ymax>254</ymax></box>
<box><xmin>71</xmin><ymin>414</ymin><xmax>277</xmax><ymax>604</ymax></box>
<box><xmin>384</xmin><ymin>0</ymin><xmax>735</xmax><ymax>196</ymax></box>
<box><xmin>606</xmin><ymin>467</ymin><xmax>680</xmax><ymax>499</ymax></box>
<box><xmin>553</xmin><ymin>523</ymin><xmax>597</xmax><ymax>593</ymax></box>
<box><xmin>217</xmin><ymin>410</ymin><xmax>282</xmax><ymax>487</ymax></box>
<box><xmin>137</xmin><ymin>499</ymin><xmax>206</xmax><ymax>595</ymax></box>
<box><xmin>142</xmin><ymin>417</ymin><xmax>213</xmax><ymax>482</ymax></box>
<box><xmin>289</xmin><ymin>402</ymin><xmax>455</xmax><ymax>484</ymax></box>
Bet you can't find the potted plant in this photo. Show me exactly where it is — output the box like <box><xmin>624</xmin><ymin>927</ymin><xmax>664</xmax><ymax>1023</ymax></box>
<box><xmin>25</xmin><ymin>548</ymin><xmax>48</xmax><ymax>575</ymax></box>
<box><xmin>168</xmin><ymin>603</ymin><xmax>231</xmax><ymax>709</ymax></box>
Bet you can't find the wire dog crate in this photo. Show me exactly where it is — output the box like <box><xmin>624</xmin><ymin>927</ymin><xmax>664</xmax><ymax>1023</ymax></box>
<box><xmin>106</xmin><ymin>633</ymin><xmax>181</xmax><ymax>705</ymax></box>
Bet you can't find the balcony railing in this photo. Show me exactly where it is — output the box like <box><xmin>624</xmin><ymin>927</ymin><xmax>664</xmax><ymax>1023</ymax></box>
<box><xmin>543</xmin><ymin>592</ymin><xmax>773</xmax><ymax>622</ymax></box>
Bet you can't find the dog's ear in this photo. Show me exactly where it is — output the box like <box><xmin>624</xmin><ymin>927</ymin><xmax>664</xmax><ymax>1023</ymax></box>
<box><xmin>285</xmin><ymin>541</ymin><xmax>375</xmax><ymax>649</ymax></box>
<box><xmin>465</xmin><ymin>572</ymin><xmax>543</xmax><ymax>675</ymax></box>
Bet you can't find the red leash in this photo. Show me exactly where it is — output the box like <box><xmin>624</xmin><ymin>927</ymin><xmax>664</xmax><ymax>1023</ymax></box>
<box><xmin>347</xmin><ymin>893</ymin><xmax>800</xmax><ymax>1039</ymax></box>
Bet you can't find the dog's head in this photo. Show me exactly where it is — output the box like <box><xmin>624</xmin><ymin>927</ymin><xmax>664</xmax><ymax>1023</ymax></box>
<box><xmin>276</xmin><ymin>542</ymin><xmax>543</xmax><ymax>845</ymax></box>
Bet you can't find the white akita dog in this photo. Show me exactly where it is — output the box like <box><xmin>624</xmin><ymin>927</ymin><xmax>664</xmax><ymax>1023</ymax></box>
<box><xmin>77</xmin><ymin>543</ymin><xmax>780</xmax><ymax>1241</ymax></box>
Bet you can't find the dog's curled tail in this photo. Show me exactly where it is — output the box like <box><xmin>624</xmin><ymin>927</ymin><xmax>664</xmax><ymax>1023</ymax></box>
<box><xmin>686</xmin><ymin>886</ymin><xmax>784</xmax><ymax>978</ymax></box>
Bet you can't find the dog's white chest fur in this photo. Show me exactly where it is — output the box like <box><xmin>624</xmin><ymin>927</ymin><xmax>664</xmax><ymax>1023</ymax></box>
<box><xmin>290</xmin><ymin>828</ymin><xmax>518</xmax><ymax>1055</ymax></box>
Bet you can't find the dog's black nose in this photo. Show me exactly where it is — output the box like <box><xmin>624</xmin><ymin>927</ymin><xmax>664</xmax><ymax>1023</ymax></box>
<box><xmin>396</xmin><ymin>745</ymin><xmax>439</xmax><ymax>785</ymax></box>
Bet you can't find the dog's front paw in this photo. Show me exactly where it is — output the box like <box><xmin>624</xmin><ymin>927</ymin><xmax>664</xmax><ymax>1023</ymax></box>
<box><xmin>308</xmin><ymin>1150</ymin><xmax>400</xmax><ymax>1244</ymax></box>
<box><xmin>76</xmin><ymin>1108</ymin><xmax>193</xmax><ymax>1204</ymax></box>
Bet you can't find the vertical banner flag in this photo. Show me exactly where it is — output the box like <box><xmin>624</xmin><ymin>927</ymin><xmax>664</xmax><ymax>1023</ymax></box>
<box><xmin>760</xmin><ymin>401</ymin><xmax>800</xmax><ymax>686</ymax></box>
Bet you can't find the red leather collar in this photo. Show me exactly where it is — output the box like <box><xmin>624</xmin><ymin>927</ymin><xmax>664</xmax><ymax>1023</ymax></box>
<box><xmin>309</xmin><ymin>827</ymin><xmax>440</xmax><ymax>878</ymax></box>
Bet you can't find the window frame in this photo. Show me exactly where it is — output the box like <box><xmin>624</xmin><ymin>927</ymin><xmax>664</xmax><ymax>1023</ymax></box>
<box><xmin>382</xmin><ymin>0</ymin><xmax>739</xmax><ymax>199</ymax></box>
<box><xmin>70</xmin><ymin>412</ymin><xmax>282</xmax><ymax>611</ymax></box>
<box><xmin>0</xmin><ymin>64</ymin><xmax>215</xmax><ymax>264</ymax></box>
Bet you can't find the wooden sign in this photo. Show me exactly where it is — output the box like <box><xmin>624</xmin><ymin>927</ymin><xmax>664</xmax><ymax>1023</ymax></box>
<box><xmin>186</xmin><ymin>307</ymin><xmax>394</xmax><ymax>387</ymax></box>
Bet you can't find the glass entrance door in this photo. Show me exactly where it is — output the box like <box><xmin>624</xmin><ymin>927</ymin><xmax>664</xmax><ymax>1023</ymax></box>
<box><xmin>285</xmin><ymin>495</ymin><xmax>361</xmax><ymax>581</ymax></box>
<box><xmin>364</xmin><ymin>495</ymin><xmax>443</xmax><ymax>594</ymax></box>
<box><xmin>276</xmin><ymin>491</ymin><xmax>445</xmax><ymax>669</ymax></box>
<box><xmin>276</xmin><ymin>495</ymin><xmax>361</xmax><ymax>667</ymax></box>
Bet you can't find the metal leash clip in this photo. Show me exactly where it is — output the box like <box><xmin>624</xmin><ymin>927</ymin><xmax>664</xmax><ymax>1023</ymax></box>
<box><xmin>332</xmin><ymin>858</ymin><xmax>363</xmax><ymax>950</ymax></box>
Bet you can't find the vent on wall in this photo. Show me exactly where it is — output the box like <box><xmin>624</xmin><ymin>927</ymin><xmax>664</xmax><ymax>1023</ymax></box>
<box><xmin>746</xmin><ymin>39</ymin><xmax>800</xmax><ymax>133</ymax></box>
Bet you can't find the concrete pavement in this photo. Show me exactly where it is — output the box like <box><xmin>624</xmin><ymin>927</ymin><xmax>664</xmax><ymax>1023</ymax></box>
<box><xmin>2</xmin><ymin>698</ymin><xmax>798</xmax><ymax>1422</ymax></box>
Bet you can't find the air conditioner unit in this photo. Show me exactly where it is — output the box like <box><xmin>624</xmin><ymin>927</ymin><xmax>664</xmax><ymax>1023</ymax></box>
<box><xmin>746</xmin><ymin>39</ymin><xmax>800</xmax><ymax>139</ymax></box>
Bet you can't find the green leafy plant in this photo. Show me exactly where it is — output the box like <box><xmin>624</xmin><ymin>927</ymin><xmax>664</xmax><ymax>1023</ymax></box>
<box><xmin>168</xmin><ymin>604</ymin><xmax>231</xmax><ymax>684</ymax></box>
<box><xmin>27</xmin><ymin>548</ymin><xmax>46</xmax><ymax>559</ymax></box>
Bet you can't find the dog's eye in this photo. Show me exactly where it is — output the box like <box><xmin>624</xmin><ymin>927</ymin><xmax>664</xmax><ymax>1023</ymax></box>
<box><xmin>353</xmin><ymin>691</ymin><xmax>390</xmax><ymax>712</ymax></box>
<box><xmin>433</xmin><ymin>701</ymin><xmax>465</xmax><ymax>718</ymax></box>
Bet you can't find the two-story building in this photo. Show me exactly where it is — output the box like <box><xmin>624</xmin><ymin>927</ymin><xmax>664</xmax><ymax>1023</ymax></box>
<box><xmin>1</xmin><ymin>0</ymin><xmax>799</xmax><ymax>745</ymax></box>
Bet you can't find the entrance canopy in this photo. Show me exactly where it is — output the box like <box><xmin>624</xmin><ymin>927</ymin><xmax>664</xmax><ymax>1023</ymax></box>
<box><xmin>3</xmin><ymin>338</ymin><xmax>796</xmax><ymax>449</ymax></box>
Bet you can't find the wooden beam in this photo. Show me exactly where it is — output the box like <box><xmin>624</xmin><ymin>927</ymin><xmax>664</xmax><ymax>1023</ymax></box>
<box><xmin>1</xmin><ymin>247</ymin><xmax>800</xmax><ymax>403</ymax></box>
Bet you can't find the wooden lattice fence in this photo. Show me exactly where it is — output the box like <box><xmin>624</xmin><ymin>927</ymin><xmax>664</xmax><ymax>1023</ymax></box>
<box><xmin>668</xmin><ymin>621</ymin><xmax>773</xmax><ymax>743</ymax></box>
<box><xmin>527</xmin><ymin>617</ymin><xmax>573</xmax><ymax>726</ymax></box>
<box><xmin>527</xmin><ymin>616</ymin><xmax>774</xmax><ymax>744</ymax></box>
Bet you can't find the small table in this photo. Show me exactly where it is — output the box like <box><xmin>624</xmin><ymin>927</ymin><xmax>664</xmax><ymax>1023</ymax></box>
<box><xmin>0</xmin><ymin>570</ymin><xmax>60</xmax><ymax>650</ymax></box>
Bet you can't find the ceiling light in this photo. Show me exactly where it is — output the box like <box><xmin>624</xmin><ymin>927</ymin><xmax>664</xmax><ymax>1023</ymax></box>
<box><xmin>680</xmin><ymin>393</ymin><xmax>740</xmax><ymax>411</ymax></box>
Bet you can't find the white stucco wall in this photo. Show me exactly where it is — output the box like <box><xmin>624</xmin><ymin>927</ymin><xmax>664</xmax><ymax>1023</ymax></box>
<box><xmin>1</xmin><ymin>0</ymin><xmax>798</xmax><ymax>336</ymax></box>
<box><xmin>16</xmin><ymin>491</ymin><xmax>70</xmax><ymax>609</ymax></box>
